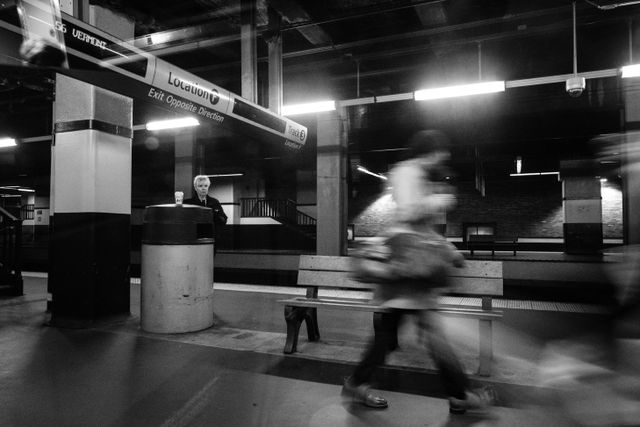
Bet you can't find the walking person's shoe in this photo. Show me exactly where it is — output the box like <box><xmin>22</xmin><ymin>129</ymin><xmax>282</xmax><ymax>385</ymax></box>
<box><xmin>449</xmin><ymin>386</ymin><xmax>497</xmax><ymax>415</ymax></box>
<box><xmin>341</xmin><ymin>377</ymin><xmax>389</xmax><ymax>409</ymax></box>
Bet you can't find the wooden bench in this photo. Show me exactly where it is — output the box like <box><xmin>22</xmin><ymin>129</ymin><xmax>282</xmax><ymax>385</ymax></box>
<box><xmin>278</xmin><ymin>255</ymin><xmax>503</xmax><ymax>376</ymax></box>
<box><xmin>468</xmin><ymin>234</ymin><xmax>518</xmax><ymax>256</ymax></box>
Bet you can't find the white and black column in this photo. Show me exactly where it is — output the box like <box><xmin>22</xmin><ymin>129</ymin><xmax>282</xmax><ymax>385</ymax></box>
<box><xmin>49</xmin><ymin>74</ymin><xmax>133</xmax><ymax>326</ymax></box>
<box><xmin>560</xmin><ymin>160</ymin><xmax>602</xmax><ymax>254</ymax></box>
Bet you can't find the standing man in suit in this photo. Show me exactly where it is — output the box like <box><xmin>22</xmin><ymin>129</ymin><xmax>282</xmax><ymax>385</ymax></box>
<box><xmin>184</xmin><ymin>175</ymin><xmax>228</xmax><ymax>252</ymax></box>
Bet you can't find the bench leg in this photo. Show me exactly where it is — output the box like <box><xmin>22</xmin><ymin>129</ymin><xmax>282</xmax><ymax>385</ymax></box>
<box><xmin>303</xmin><ymin>307</ymin><xmax>320</xmax><ymax>342</ymax></box>
<box><xmin>284</xmin><ymin>306</ymin><xmax>305</xmax><ymax>354</ymax></box>
<box><xmin>478</xmin><ymin>319</ymin><xmax>493</xmax><ymax>376</ymax></box>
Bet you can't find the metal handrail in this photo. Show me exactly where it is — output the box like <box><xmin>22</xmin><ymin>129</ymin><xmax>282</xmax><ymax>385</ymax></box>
<box><xmin>0</xmin><ymin>206</ymin><xmax>23</xmax><ymax>294</ymax></box>
<box><xmin>21</xmin><ymin>204</ymin><xmax>34</xmax><ymax>220</ymax></box>
<box><xmin>240</xmin><ymin>198</ymin><xmax>317</xmax><ymax>226</ymax></box>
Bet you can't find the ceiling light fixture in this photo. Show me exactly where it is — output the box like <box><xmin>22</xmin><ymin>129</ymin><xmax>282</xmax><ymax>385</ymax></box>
<box><xmin>206</xmin><ymin>173</ymin><xmax>244</xmax><ymax>178</ymax></box>
<box><xmin>0</xmin><ymin>137</ymin><xmax>17</xmax><ymax>148</ymax></box>
<box><xmin>146</xmin><ymin>117</ymin><xmax>199</xmax><ymax>131</ymax></box>
<box><xmin>281</xmin><ymin>100</ymin><xmax>336</xmax><ymax>116</ymax></box>
<box><xmin>357</xmin><ymin>165</ymin><xmax>388</xmax><ymax>181</ymax></box>
<box><xmin>621</xmin><ymin>13</ymin><xmax>639</xmax><ymax>77</ymax></box>
<box><xmin>509</xmin><ymin>171</ymin><xmax>559</xmax><ymax>177</ymax></box>
<box><xmin>414</xmin><ymin>81</ymin><xmax>505</xmax><ymax>101</ymax></box>
<box><xmin>621</xmin><ymin>64</ymin><xmax>640</xmax><ymax>78</ymax></box>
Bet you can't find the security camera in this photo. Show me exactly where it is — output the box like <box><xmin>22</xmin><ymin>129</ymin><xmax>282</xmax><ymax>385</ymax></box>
<box><xmin>566</xmin><ymin>76</ymin><xmax>586</xmax><ymax>97</ymax></box>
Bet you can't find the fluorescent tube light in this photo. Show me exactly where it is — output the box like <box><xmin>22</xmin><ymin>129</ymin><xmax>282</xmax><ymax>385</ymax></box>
<box><xmin>621</xmin><ymin>64</ymin><xmax>640</xmax><ymax>78</ymax></box>
<box><xmin>357</xmin><ymin>165</ymin><xmax>388</xmax><ymax>181</ymax></box>
<box><xmin>146</xmin><ymin>117</ymin><xmax>200</xmax><ymax>131</ymax></box>
<box><xmin>509</xmin><ymin>171</ymin><xmax>559</xmax><ymax>177</ymax></box>
<box><xmin>0</xmin><ymin>137</ymin><xmax>17</xmax><ymax>148</ymax></box>
<box><xmin>18</xmin><ymin>188</ymin><xmax>35</xmax><ymax>192</ymax></box>
<box><xmin>206</xmin><ymin>173</ymin><xmax>244</xmax><ymax>178</ymax></box>
<box><xmin>281</xmin><ymin>100</ymin><xmax>336</xmax><ymax>116</ymax></box>
<box><xmin>414</xmin><ymin>81</ymin><xmax>505</xmax><ymax>101</ymax></box>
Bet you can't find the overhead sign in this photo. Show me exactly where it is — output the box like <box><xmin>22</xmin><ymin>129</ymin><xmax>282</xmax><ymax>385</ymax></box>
<box><xmin>15</xmin><ymin>12</ymin><xmax>308</xmax><ymax>148</ymax></box>
<box><xmin>151</xmin><ymin>61</ymin><xmax>232</xmax><ymax>117</ymax></box>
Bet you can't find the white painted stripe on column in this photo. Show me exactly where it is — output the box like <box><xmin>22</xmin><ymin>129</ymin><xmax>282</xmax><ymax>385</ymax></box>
<box><xmin>563</xmin><ymin>199</ymin><xmax>603</xmax><ymax>223</ymax></box>
<box><xmin>53</xmin><ymin>130</ymin><xmax>131</xmax><ymax>214</ymax></box>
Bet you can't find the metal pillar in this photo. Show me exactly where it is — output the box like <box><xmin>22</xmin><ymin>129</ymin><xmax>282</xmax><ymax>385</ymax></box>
<box><xmin>622</xmin><ymin>79</ymin><xmax>640</xmax><ymax>244</ymax></box>
<box><xmin>240</xmin><ymin>0</ymin><xmax>257</xmax><ymax>103</ymax></box>
<box><xmin>316</xmin><ymin>109</ymin><xmax>348</xmax><ymax>256</ymax></box>
<box><xmin>174</xmin><ymin>129</ymin><xmax>197</xmax><ymax>196</ymax></box>
<box><xmin>267</xmin><ymin>8</ymin><xmax>283</xmax><ymax>115</ymax></box>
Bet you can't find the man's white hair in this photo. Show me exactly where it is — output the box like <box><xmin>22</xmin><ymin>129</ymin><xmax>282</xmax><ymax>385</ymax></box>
<box><xmin>193</xmin><ymin>175</ymin><xmax>210</xmax><ymax>188</ymax></box>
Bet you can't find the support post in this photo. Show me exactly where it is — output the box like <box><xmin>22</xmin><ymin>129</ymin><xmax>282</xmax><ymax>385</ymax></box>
<box><xmin>316</xmin><ymin>109</ymin><xmax>348</xmax><ymax>256</ymax></box>
<box><xmin>560</xmin><ymin>160</ymin><xmax>602</xmax><ymax>254</ymax></box>
<box><xmin>49</xmin><ymin>74</ymin><xmax>132</xmax><ymax>326</ymax></box>
<box><xmin>622</xmin><ymin>79</ymin><xmax>640</xmax><ymax>244</ymax></box>
<box><xmin>240</xmin><ymin>0</ymin><xmax>258</xmax><ymax>103</ymax></box>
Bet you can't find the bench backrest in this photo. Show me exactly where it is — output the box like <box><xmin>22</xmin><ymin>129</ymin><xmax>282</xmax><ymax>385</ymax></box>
<box><xmin>297</xmin><ymin>255</ymin><xmax>503</xmax><ymax>296</ymax></box>
<box><xmin>468</xmin><ymin>234</ymin><xmax>495</xmax><ymax>243</ymax></box>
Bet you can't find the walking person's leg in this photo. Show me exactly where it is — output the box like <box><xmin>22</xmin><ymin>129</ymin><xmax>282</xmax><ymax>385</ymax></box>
<box><xmin>420</xmin><ymin>311</ymin><xmax>496</xmax><ymax>414</ymax></box>
<box><xmin>342</xmin><ymin>309</ymin><xmax>402</xmax><ymax>408</ymax></box>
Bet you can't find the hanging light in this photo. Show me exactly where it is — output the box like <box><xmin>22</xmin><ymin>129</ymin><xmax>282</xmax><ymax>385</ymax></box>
<box><xmin>414</xmin><ymin>81</ymin><xmax>505</xmax><ymax>101</ymax></box>
<box><xmin>146</xmin><ymin>117</ymin><xmax>199</xmax><ymax>130</ymax></box>
<box><xmin>281</xmin><ymin>100</ymin><xmax>336</xmax><ymax>116</ymax></box>
<box><xmin>0</xmin><ymin>137</ymin><xmax>17</xmax><ymax>148</ymax></box>
<box><xmin>356</xmin><ymin>165</ymin><xmax>387</xmax><ymax>181</ymax></box>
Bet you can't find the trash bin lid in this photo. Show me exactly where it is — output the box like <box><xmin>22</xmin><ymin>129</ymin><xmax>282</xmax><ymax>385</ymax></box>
<box><xmin>142</xmin><ymin>204</ymin><xmax>214</xmax><ymax>245</ymax></box>
<box><xmin>143</xmin><ymin>204</ymin><xmax>213</xmax><ymax>224</ymax></box>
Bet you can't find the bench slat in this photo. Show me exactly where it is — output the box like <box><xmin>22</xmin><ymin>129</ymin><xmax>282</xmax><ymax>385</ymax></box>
<box><xmin>297</xmin><ymin>270</ymin><xmax>502</xmax><ymax>295</ymax></box>
<box><xmin>297</xmin><ymin>270</ymin><xmax>375</xmax><ymax>290</ymax></box>
<box><xmin>279</xmin><ymin>297</ymin><xmax>502</xmax><ymax>319</ymax></box>
<box><xmin>448</xmin><ymin>277</ymin><xmax>503</xmax><ymax>295</ymax></box>
<box><xmin>299</xmin><ymin>255</ymin><xmax>352</xmax><ymax>271</ymax></box>
<box><xmin>280</xmin><ymin>297</ymin><xmax>390</xmax><ymax>312</ymax></box>
<box><xmin>299</xmin><ymin>256</ymin><xmax>502</xmax><ymax>278</ymax></box>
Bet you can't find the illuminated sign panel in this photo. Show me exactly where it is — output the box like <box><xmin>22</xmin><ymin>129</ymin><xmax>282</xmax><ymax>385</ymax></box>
<box><xmin>3</xmin><ymin>11</ymin><xmax>307</xmax><ymax>146</ymax></box>
<box><xmin>151</xmin><ymin>60</ymin><xmax>232</xmax><ymax>116</ymax></box>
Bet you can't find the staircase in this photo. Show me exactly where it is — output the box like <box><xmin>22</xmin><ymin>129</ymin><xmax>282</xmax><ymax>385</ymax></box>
<box><xmin>0</xmin><ymin>207</ymin><xmax>23</xmax><ymax>295</ymax></box>
<box><xmin>240</xmin><ymin>198</ymin><xmax>316</xmax><ymax>238</ymax></box>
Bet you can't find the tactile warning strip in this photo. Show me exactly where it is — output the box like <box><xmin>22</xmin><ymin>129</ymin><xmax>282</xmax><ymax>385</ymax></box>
<box><xmin>129</xmin><ymin>278</ymin><xmax>610</xmax><ymax>314</ymax></box>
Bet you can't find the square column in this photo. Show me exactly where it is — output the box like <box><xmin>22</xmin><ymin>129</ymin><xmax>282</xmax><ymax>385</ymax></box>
<box><xmin>560</xmin><ymin>160</ymin><xmax>602</xmax><ymax>254</ymax></box>
<box><xmin>50</xmin><ymin>74</ymin><xmax>132</xmax><ymax>326</ymax></box>
<box><xmin>316</xmin><ymin>110</ymin><xmax>348</xmax><ymax>255</ymax></box>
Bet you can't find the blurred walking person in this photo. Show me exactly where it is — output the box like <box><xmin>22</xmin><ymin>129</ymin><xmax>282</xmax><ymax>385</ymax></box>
<box><xmin>342</xmin><ymin>130</ymin><xmax>496</xmax><ymax>414</ymax></box>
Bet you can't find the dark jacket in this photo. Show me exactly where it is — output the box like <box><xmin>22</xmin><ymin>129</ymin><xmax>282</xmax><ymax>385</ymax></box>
<box><xmin>183</xmin><ymin>195</ymin><xmax>228</xmax><ymax>226</ymax></box>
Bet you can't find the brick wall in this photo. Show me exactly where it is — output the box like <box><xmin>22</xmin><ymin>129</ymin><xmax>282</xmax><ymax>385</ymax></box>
<box><xmin>350</xmin><ymin>178</ymin><xmax>622</xmax><ymax>238</ymax></box>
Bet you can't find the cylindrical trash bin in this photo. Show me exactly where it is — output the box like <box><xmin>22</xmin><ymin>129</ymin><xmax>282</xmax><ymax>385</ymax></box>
<box><xmin>140</xmin><ymin>204</ymin><xmax>215</xmax><ymax>333</ymax></box>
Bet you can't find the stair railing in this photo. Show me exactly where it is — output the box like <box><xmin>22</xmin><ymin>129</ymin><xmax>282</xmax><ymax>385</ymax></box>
<box><xmin>0</xmin><ymin>207</ymin><xmax>23</xmax><ymax>295</ymax></box>
<box><xmin>240</xmin><ymin>198</ymin><xmax>316</xmax><ymax>226</ymax></box>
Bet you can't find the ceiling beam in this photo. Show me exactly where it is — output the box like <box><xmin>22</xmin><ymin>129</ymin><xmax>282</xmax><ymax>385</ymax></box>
<box><xmin>267</xmin><ymin>0</ymin><xmax>332</xmax><ymax>45</ymax></box>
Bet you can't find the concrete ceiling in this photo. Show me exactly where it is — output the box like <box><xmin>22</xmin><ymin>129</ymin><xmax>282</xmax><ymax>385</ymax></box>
<box><xmin>2</xmin><ymin>0</ymin><xmax>640</xmax><ymax>190</ymax></box>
